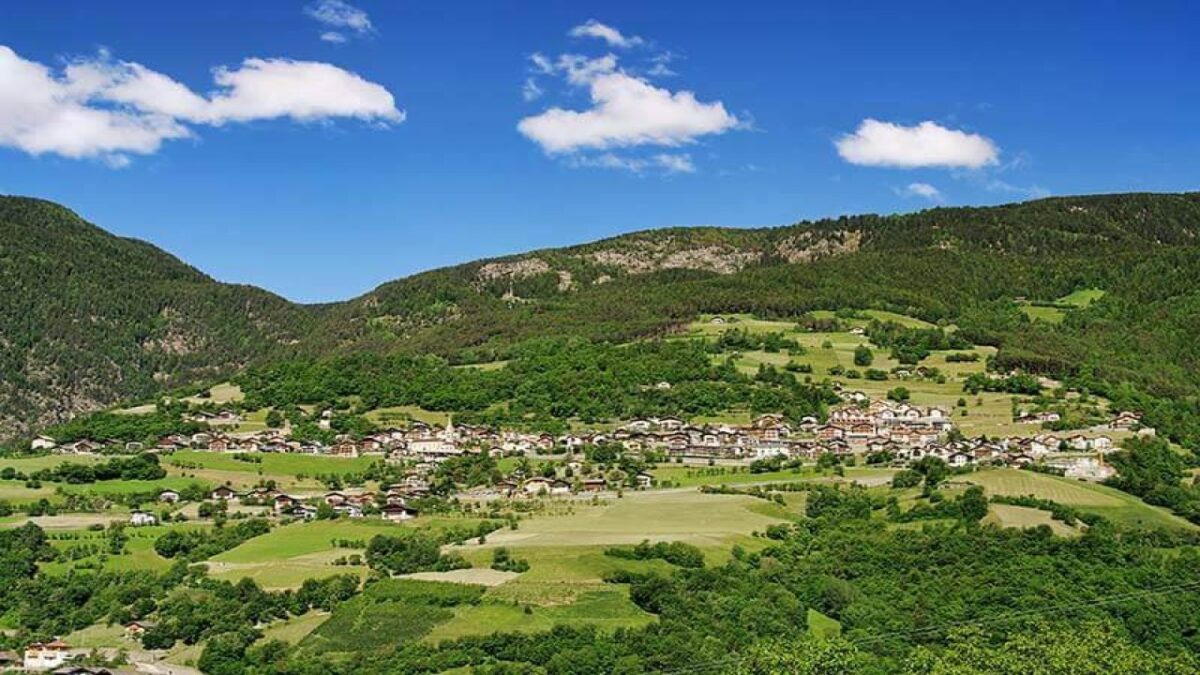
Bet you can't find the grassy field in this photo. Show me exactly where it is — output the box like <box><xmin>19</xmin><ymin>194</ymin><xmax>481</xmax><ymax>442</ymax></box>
<box><xmin>427</xmin><ymin>489</ymin><xmax>785</xmax><ymax>640</ymax></box>
<box><xmin>0</xmin><ymin>454</ymin><xmax>109</xmax><ymax>472</ymax></box>
<box><xmin>167</xmin><ymin>449</ymin><xmax>379</xmax><ymax>489</ymax></box>
<box><xmin>258</xmin><ymin>611</ymin><xmax>331</xmax><ymax>646</ymax></box>
<box><xmin>986</xmin><ymin>503</ymin><xmax>1079</xmax><ymax>536</ymax></box>
<box><xmin>967</xmin><ymin>469</ymin><xmax>1194</xmax><ymax>531</ymax></box>
<box><xmin>1058</xmin><ymin>288</ymin><xmax>1106</xmax><ymax>307</ymax></box>
<box><xmin>364</xmin><ymin>405</ymin><xmax>451</xmax><ymax>426</ymax></box>
<box><xmin>40</xmin><ymin>523</ymin><xmax>208</xmax><ymax>575</ymax></box>
<box><xmin>207</xmin><ymin>516</ymin><xmax>488</xmax><ymax>589</ymax></box>
<box><xmin>183</xmin><ymin>382</ymin><xmax>245</xmax><ymax>405</ymax></box>
<box><xmin>1018</xmin><ymin>304</ymin><xmax>1066</xmax><ymax>323</ymax></box>
<box><xmin>427</xmin><ymin>588</ymin><xmax>654</xmax><ymax>643</ymax></box>
<box><xmin>807</xmin><ymin>608</ymin><xmax>842</xmax><ymax>638</ymax></box>
<box><xmin>651</xmin><ymin>465</ymin><xmax>895</xmax><ymax>488</ymax></box>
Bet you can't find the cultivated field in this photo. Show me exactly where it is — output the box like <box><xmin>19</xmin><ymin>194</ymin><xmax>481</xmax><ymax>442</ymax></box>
<box><xmin>967</xmin><ymin>469</ymin><xmax>1194</xmax><ymax>531</ymax></box>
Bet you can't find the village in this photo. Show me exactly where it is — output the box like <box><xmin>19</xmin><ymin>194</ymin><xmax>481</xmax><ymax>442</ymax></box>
<box><xmin>26</xmin><ymin>390</ymin><xmax>1153</xmax><ymax>531</ymax></box>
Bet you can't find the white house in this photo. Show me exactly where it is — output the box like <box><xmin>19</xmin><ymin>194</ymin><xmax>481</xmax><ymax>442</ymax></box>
<box><xmin>129</xmin><ymin>510</ymin><xmax>157</xmax><ymax>526</ymax></box>
<box><xmin>31</xmin><ymin>435</ymin><xmax>57</xmax><ymax>451</ymax></box>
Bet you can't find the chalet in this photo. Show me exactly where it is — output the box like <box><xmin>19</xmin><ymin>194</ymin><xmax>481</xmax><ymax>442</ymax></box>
<box><xmin>1110</xmin><ymin>411</ymin><xmax>1142</xmax><ymax>430</ymax></box>
<box><xmin>24</xmin><ymin>640</ymin><xmax>71</xmax><ymax>670</ymax></box>
<box><xmin>124</xmin><ymin>620</ymin><xmax>157</xmax><ymax>639</ymax></box>
<box><xmin>323</xmin><ymin>491</ymin><xmax>347</xmax><ymax>506</ymax></box>
<box><xmin>213</xmin><ymin>410</ymin><xmax>242</xmax><ymax>425</ymax></box>
<box><xmin>129</xmin><ymin>510</ymin><xmax>157</xmax><ymax>526</ymax></box>
<box><xmin>63</xmin><ymin>440</ymin><xmax>101</xmax><ymax>455</ymax></box>
<box><xmin>549</xmin><ymin>479</ymin><xmax>572</xmax><ymax>496</ymax></box>
<box><xmin>208</xmin><ymin>437</ymin><xmax>233</xmax><ymax>452</ymax></box>
<box><xmin>635</xmin><ymin>472</ymin><xmax>654</xmax><ymax>489</ymax></box>
<box><xmin>522</xmin><ymin>477</ymin><xmax>554</xmax><ymax>495</ymax></box>
<box><xmin>273</xmin><ymin>494</ymin><xmax>300</xmax><ymax>513</ymax></box>
<box><xmin>329</xmin><ymin>440</ymin><xmax>360</xmax><ymax>458</ymax></box>
<box><xmin>210</xmin><ymin>486</ymin><xmax>237</xmax><ymax>501</ymax></box>
<box><xmin>333</xmin><ymin>504</ymin><xmax>364</xmax><ymax>518</ymax></box>
<box><xmin>381</xmin><ymin>504</ymin><xmax>418</xmax><ymax>522</ymax></box>
<box><xmin>580</xmin><ymin>477</ymin><xmax>607</xmax><ymax>492</ymax></box>
<box><xmin>947</xmin><ymin>451</ymin><xmax>974</xmax><ymax>468</ymax></box>
<box><xmin>245</xmin><ymin>486</ymin><xmax>281</xmax><ymax>501</ymax></box>
<box><xmin>158</xmin><ymin>489</ymin><xmax>181</xmax><ymax>503</ymax></box>
<box><xmin>816</xmin><ymin>424</ymin><xmax>845</xmax><ymax>441</ymax></box>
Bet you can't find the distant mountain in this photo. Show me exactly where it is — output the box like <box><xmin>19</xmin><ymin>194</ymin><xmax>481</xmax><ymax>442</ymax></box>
<box><xmin>3</xmin><ymin>192</ymin><xmax>1200</xmax><ymax>443</ymax></box>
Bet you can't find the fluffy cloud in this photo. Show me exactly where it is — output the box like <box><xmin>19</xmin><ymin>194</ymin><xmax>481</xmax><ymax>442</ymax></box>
<box><xmin>568</xmin><ymin>20</ymin><xmax>643</xmax><ymax>48</ymax></box>
<box><xmin>518</xmin><ymin>68</ymin><xmax>738</xmax><ymax>154</ymax></box>
<box><xmin>520</xmin><ymin>22</ymin><xmax>739</xmax><ymax>174</ymax></box>
<box><xmin>897</xmin><ymin>182</ymin><xmax>944</xmax><ymax>202</ymax></box>
<box><xmin>0</xmin><ymin>45</ymin><xmax>402</xmax><ymax>164</ymax></box>
<box><xmin>306</xmin><ymin>0</ymin><xmax>373</xmax><ymax>43</ymax></box>
<box><xmin>836</xmin><ymin>119</ymin><xmax>998</xmax><ymax>169</ymax></box>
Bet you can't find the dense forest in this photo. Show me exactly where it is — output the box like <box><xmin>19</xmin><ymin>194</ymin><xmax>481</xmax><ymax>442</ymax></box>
<box><xmin>4</xmin><ymin>192</ymin><xmax>1200</xmax><ymax>449</ymax></box>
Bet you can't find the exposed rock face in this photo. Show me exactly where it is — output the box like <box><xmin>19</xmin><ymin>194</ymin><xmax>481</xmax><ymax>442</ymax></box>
<box><xmin>585</xmin><ymin>243</ymin><xmax>762</xmax><ymax>275</ymax></box>
<box><xmin>774</xmin><ymin>229</ymin><xmax>863</xmax><ymax>263</ymax></box>
<box><xmin>475</xmin><ymin>258</ymin><xmax>553</xmax><ymax>283</ymax></box>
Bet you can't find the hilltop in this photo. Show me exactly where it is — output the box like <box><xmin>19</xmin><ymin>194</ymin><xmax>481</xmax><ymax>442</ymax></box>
<box><xmin>2</xmin><ymin>192</ymin><xmax>1199</xmax><ymax>444</ymax></box>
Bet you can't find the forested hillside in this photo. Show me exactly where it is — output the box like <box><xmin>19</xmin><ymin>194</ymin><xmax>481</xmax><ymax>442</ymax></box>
<box><xmin>3</xmin><ymin>192</ymin><xmax>1200</xmax><ymax>445</ymax></box>
<box><xmin>0</xmin><ymin>197</ymin><xmax>313</xmax><ymax>437</ymax></box>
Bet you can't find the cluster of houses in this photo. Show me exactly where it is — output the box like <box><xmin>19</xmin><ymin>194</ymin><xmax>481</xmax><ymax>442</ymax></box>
<box><xmin>194</xmin><ymin>481</ymin><xmax>423</xmax><ymax>522</ymax></box>
<box><xmin>1015</xmin><ymin>407</ymin><xmax>1148</xmax><ymax>432</ymax></box>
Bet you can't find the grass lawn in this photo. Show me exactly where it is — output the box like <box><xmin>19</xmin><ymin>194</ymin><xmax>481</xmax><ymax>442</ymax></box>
<box><xmin>1057</xmin><ymin>288</ymin><xmax>1106</xmax><ymax>307</ymax></box>
<box><xmin>967</xmin><ymin>469</ymin><xmax>1194</xmax><ymax>531</ymax></box>
<box><xmin>64</xmin><ymin>622</ymin><xmax>128</xmax><ymax>649</ymax></box>
<box><xmin>807</xmin><ymin>608</ymin><xmax>842</xmax><ymax>638</ymax></box>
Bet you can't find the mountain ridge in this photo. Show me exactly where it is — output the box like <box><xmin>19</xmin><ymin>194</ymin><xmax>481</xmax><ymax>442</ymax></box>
<box><xmin>2</xmin><ymin>191</ymin><xmax>1199</xmax><ymax>442</ymax></box>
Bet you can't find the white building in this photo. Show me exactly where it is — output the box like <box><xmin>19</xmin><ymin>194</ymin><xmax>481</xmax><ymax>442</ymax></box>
<box><xmin>23</xmin><ymin>640</ymin><xmax>71</xmax><ymax>670</ymax></box>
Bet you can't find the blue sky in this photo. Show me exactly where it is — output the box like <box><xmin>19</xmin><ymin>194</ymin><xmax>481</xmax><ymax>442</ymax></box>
<box><xmin>1</xmin><ymin>1</ymin><xmax>1196</xmax><ymax>302</ymax></box>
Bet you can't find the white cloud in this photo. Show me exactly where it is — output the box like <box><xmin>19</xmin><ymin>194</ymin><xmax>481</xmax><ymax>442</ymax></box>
<box><xmin>556</xmin><ymin>53</ymin><xmax>618</xmax><ymax>86</ymax></box>
<box><xmin>568</xmin><ymin>20</ymin><xmax>643</xmax><ymax>48</ymax></box>
<box><xmin>528</xmin><ymin>52</ymin><xmax>554</xmax><ymax>74</ymax></box>
<box><xmin>306</xmin><ymin>0</ymin><xmax>373</xmax><ymax>43</ymax></box>
<box><xmin>521</xmin><ymin>78</ymin><xmax>543</xmax><ymax>102</ymax></box>
<box><xmin>568</xmin><ymin>152</ymin><xmax>695</xmax><ymax>174</ymax></box>
<box><xmin>518</xmin><ymin>70</ymin><xmax>738</xmax><ymax>154</ymax></box>
<box><xmin>0</xmin><ymin>45</ymin><xmax>402</xmax><ymax>165</ymax></box>
<box><xmin>897</xmin><ymin>182</ymin><xmax>944</xmax><ymax>202</ymax></box>
<box><xmin>836</xmin><ymin>119</ymin><xmax>998</xmax><ymax>169</ymax></box>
